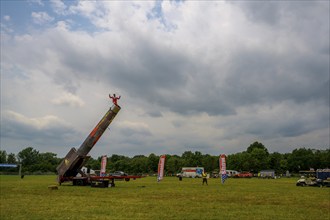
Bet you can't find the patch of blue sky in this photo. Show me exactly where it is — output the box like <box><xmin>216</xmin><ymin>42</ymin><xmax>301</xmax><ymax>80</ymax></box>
<box><xmin>147</xmin><ymin>0</ymin><xmax>177</xmax><ymax>32</ymax></box>
<box><xmin>1</xmin><ymin>64</ymin><xmax>30</xmax><ymax>81</ymax></box>
<box><xmin>1</xmin><ymin>0</ymin><xmax>57</xmax><ymax>34</ymax></box>
<box><xmin>1</xmin><ymin>0</ymin><xmax>101</xmax><ymax>35</ymax></box>
<box><xmin>1</xmin><ymin>0</ymin><xmax>34</xmax><ymax>35</ymax></box>
<box><xmin>65</xmin><ymin>14</ymin><xmax>102</xmax><ymax>34</ymax></box>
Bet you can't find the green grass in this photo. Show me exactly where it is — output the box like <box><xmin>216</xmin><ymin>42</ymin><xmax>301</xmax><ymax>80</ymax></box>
<box><xmin>1</xmin><ymin>175</ymin><xmax>329</xmax><ymax>219</ymax></box>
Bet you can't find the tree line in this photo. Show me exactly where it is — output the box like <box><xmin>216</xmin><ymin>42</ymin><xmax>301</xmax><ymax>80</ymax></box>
<box><xmin>0</xmin><ymin>142</ymin><xmax>329</xmax><ymax>175</ymax></box>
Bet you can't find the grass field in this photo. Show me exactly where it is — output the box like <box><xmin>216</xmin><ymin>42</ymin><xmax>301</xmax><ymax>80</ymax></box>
<box><xmin>1</xmin><ymin>175</ymin><xmax>329</xmax><ymax>220</ymax></box>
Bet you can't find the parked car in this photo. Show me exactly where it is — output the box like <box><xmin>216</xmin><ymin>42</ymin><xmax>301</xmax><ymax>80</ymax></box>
<box><xmin>110</xmin><ymin>171</ymin><xmax>128</xmax><ymax>177</ymax></box>
<box><xmin>234</xmin><ymin>172</ymin><xmax>253</xmax><ymax>178</ymax></box>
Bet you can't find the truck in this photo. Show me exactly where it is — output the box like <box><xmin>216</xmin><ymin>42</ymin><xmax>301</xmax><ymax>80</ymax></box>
<box><xmin>259</xmin><ymin>170</ymin><xmax>275</xmax><ymax>179</ymax></box>
<box><xmin>178</xmin><ymin>167</ymin><xmax>204</xmax><ymax>178</ymax></box>
<box><xmin>56</xmin><ymin>100</ymin><xmax>143</xmax><ymax>187</ymax></box>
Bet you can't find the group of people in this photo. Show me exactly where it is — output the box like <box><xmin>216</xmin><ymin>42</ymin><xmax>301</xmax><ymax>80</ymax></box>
<box><xmin>178</xmin><ymin>172</ymin><xmax>209</xmax><ymax>185</ymax></box>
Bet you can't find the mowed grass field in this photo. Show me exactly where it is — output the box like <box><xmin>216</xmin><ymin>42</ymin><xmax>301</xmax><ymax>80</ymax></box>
<box><xmin>1</xmin><ymin>175</ymin><xmax>329</xmax><ymax>220</ymax></box>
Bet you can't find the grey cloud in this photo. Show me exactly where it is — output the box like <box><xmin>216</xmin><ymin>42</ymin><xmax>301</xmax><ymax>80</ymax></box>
<box><xmin>144</xmin><ymin>109</ymin><xmax>163</xmax><ymax>118</ymax></box>
<box><xmin>14</xmin><ymin>1</ymin><xmax>327</xmax><ymax>119</ymax></box>
<box><xmin>236</xmin><ymin>1</ymin><xmax>282</xmax><ymax>26</ymax></box>
<box><xmin>221</xmin><ymin>100</ymin><xmax>329</xmax><ymax>140</ymax></box>
<box><xmin>1</xmin><ymin>115</ymin><xmax>80</xmax><ymax>146</ymax></box>
<box><xmin>118</xmin><ymin>126</ymin><xmax>152</xmax><ymax>137</ymax></box>
<box><xmin>223</xmin><ymin>46</ymin><xmax>329</xmax><ymax>107</ymax></box>
<box><xmin>246</xmin><ymin>119</ymin><xmax>314</xmax><ymax>139</ymax></box>
<box><xmin>235</xmin><ymin>1</ymin><xmax>326</xmax><ymax>26</ymax></box>
<box><xmin>1</xmin><ymin>1</ymin><xmax>328</xmax><ymax>156</ymax></box>
<box><xmin>108</xmin><ymin>41</ymin><xmax>188</xmax><ymax>92</ymax></box>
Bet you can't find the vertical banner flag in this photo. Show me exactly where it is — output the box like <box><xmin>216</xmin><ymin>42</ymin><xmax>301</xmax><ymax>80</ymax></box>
<box><xmin>220</xmin><ymin>154</ymin><xmax>228</xmax><ymax>184</ymax></box>
<box><xmin>157</xmin><ymin>155</ymin><xmax>166</xmax><ymax>182</ymax></box>
<box><xmin>100</xmin><ymin>155</ymin><xmax>107</xmax><ymax>177</ymax></box>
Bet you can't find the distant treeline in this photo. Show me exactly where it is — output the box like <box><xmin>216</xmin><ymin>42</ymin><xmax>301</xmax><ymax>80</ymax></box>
<box><xmin>1</xmin><ymin>142</ymin><xmax>329</xmax><ymax>175</ymax></box>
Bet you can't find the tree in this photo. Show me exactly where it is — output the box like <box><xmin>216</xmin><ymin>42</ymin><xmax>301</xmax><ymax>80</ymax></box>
<box><xmin>193</xmin><ymin>151</ymin><xmax>203</xmax><ymax>167</ymax></box>
<box><xmin>227</xmin><ymin>153</ymin><xmax>239</xmax><ymax>171</ymax></box>
<box><xmin>108</xmin><ymin>154</ymin><xmax>130</xmax><ymax>172</ymax></box>
<box><xmin>0</xmin><ymin>150</ymin><xmax>7</xmax><ymax>163</ymax></box>
<box><xmin>2</xmin><ymin>145</ymin><xmax>328</xmax><ymax>174</ymax></box>
<box><xmin>17</xmin><ymin>147</ymin><xmax>40</xmax><ymax>172</ymax></box>
<box><xmin>269</xmin><ymin>152</ymin><xmax>284</xmax><ymax>173</ymax></box>
<box><xmin>112</xmin><ymin>159</ymin><xmax>130</xmax><ymax>173</ymax></box>
<box><xmin>7</xmin><ymin>153</ymin><xmax>17</xmax><ymax>164</ymax></box>
<box><xmin>287</xmin><ymin>148</ymin><xmax>314</xmax><ymax>172</ymax></box>
<box><xmin>227</xmin><ymin>152</ymin><xmax>252</xmax><ymax>171</ymax></box>
<box><xmin>147</xmin><ymin>153</ymin><xmax>159</xmax><ymax>174</ymax></box>
<box><xmin>202</xmin><ymin>154</ymin><xmax>218</xmax><ymax>172</ymax></box>
<box><xmin>313</xmin><ymin>149</ymin><xmax>330</xmax><ymax>169</ymax></box>
<box><xmin>130</xmin><ymin>155</ymin><xmax>148</xmax><ymax>174</ymax></box>
<box><xmin>39</xmin><ymin>152</ymin><xmax>60</xmax><ymax>172</ymax></box>
<box><xmin>181</xmin><ymin>151</ymin><xmax>203</xmax><ymax>167</ymax></box>
<box><xmin>247</xmin><ymin>142</ymin><xmax>269</xmax><ymax>155</ymax></box>
<box><xmin>166</xmin><ymin>155</ymin><xmax>183</xmax><ymax>175</ymax></box>
<box><xmin>84</xmin><ymin>158</ymin><xmax>101</xmax><ymax>170</ymax></box>
<box><xmin>249</xmin><ymin>148</ymin><xmax>269</xmax><ymax>173</ymax></box>
<box><xmin>181</xmin><ymin>151</ymin><xmax>194</xmax><ymax>166</ymax></box>
<box><xmin>109</xmin><ymin>154</ymin><xmax>127</xmax><ymax>164</ymax></box>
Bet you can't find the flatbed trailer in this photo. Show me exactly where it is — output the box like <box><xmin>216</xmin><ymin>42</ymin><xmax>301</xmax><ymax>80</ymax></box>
<box><xmin>60</xmin><ymin>175</ymin><xmax>144</xmax><ymax>187</ymax></box>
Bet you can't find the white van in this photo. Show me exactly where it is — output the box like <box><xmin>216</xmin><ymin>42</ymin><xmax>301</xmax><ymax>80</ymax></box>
<box><xmin>180</xmin><ymin>167</ymin><xmax>204</xmax><ymax>178</ymax></box>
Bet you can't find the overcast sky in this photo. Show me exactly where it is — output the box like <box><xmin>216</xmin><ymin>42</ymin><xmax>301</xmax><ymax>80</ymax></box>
<box><xmin>1</xmin><ymin>0</ymin><xmax>329</xmax><ymax>158</ymax></box>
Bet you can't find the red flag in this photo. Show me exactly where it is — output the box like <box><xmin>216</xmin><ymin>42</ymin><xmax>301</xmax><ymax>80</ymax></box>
<box><xmin>100</xmin><ymin>155</ymin><xmax>107</xmax><ymax>177</ymax></box>
<box><xmin>157</xmin><ymin>155</ymin><xmax>166</xmax><ymax>182</ymax></box>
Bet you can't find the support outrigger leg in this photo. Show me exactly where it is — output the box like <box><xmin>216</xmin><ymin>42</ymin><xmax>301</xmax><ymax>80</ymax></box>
<box><xmin>110</xmin><ymin>179</ymin><xmax>115</xmax><ymax>187</ymax></box>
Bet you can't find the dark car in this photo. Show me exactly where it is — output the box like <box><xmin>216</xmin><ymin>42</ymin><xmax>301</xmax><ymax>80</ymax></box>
<box><xmin>111</xmin><ymin>171</ymin><xmax>128</xmax><ymax>177</ymax></box>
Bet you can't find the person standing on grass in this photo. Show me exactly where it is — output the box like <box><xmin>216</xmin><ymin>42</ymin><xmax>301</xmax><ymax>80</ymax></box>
<box><xmin>202</xmin><ymin>171</ymin><xmax>208</xmax><ymax>185</ymax></box>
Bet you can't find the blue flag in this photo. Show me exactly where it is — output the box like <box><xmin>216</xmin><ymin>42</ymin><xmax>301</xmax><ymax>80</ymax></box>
<box><xmin>221</xmin><ymin>173</ymin><xmax>228</xmax><ymax>184</ymax></box>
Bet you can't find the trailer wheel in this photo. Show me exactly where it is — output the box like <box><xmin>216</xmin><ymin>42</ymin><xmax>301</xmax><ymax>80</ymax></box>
<box><xmin>103</xmin><ymin>180</ymin><xmax>109</xmax><ymax>188</ymax></box>
<box><xmin>125</xmin><ymin>178</ymin><xmax>130</xmax><ymax>182</ymax></box>
<box><xmin>76</xmin><ymin>179</ymin><xmax>84</xmax><ymax>186</ymax></box>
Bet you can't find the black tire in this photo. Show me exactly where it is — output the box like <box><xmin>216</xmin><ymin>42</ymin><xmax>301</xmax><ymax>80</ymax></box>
<box><xmin>76</xmin><ymin>179</ymin><xmax>84</xmax><ymax>186</ymax></box>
